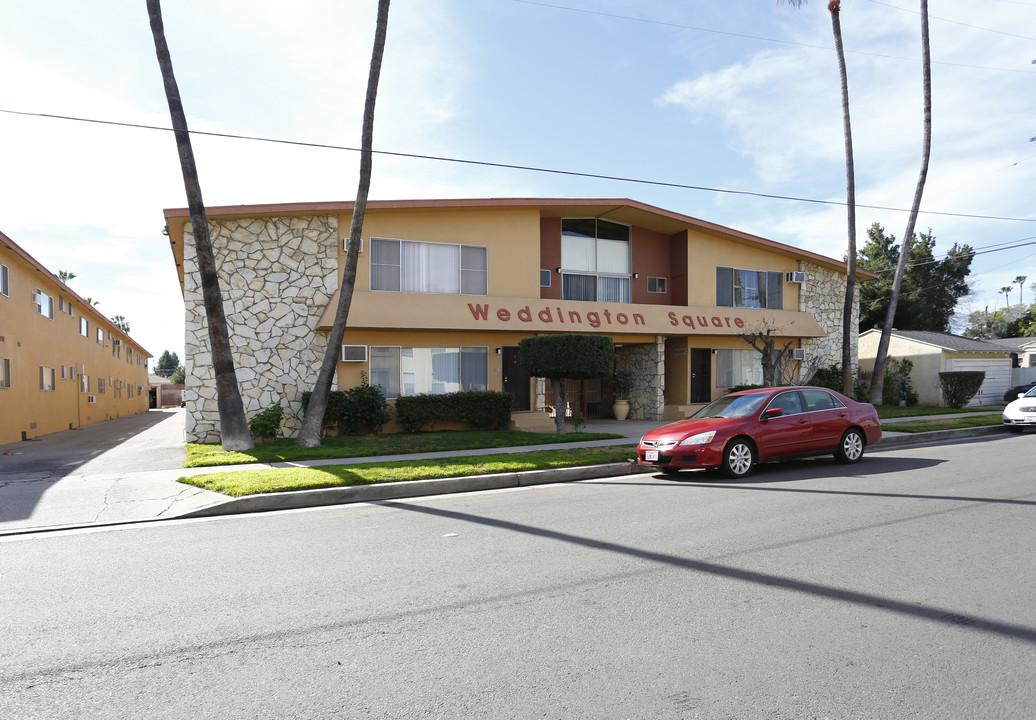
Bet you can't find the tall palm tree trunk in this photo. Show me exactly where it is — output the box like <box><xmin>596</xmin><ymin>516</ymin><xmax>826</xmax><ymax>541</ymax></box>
<box><xmin>830</xmin><ymin>1</ymin><xmax>858</xmax><ymax>397</ymax></box>
<box><xmin>869</xmin><ymin>0</ymin><xmax>931</xmax><ymax>404</ymax></box>
<box><xmin>147</xmin><ymin>0</ymin><xmax>252</xmax><ymax>450</ymax></box>
<box><xmin>297</xmin><ymin>0</ymin><xmax>391</xmax><ymax>447</ymax></box>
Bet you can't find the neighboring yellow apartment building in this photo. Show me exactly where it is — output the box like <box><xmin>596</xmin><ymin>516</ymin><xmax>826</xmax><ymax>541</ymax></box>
<box><xmin>165</xmin><ymin>198</ymin><xmax>876</xmax><ymax>444</ymax></box>
<box><xmin>0</xmin><ymin>230</ymin><xmax>152</xmax><ymax>445</ymax></box>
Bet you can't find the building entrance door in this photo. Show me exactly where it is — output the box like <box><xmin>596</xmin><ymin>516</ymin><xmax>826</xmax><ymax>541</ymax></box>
<box><xmin>502</xmin><ymin>347</ymin><xmax>531</xmax><ymax>411</ymax></box>
<box><xmin>691</xmin><ymin>348</ymin><xmax>712</xmax><ymax>403</ymax></box>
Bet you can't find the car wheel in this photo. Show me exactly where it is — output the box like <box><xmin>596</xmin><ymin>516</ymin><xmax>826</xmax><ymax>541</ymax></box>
<box><xmin>721</xmin><ymin>438</ymin><xmax>755</xmax><ymax>479</ymax></box>
<box><xmin>661</xmin><ymin>467</ymin><xmax>681</xmax><ymax>476</ymax></box>
<box><xmin>835</xmin><ymin>428</ymin><xmax>865</xmax><ymax>464</ymax></box>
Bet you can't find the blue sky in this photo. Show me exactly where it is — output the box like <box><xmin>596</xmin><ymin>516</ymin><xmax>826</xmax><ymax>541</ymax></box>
<box><xmin>2</xmin><ymin>0</ymin><xmax>1034</xmax><ymax>369</ymax></box>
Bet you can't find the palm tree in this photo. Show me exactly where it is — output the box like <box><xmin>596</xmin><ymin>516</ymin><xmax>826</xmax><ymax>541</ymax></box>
<box><xmin>296</xmin><ymin>0</ymin><xmax>392</xmax><ymax>447</ymax></box>
<box><xmin>147</xmin><ymin>0</ymin><xmax>253</xmax><ymax>451</ymax></box>
<box><xmin>780</xmin><ymin>0</ymin><xmax>857</xmax><ymax>396</ymax></box>
<box><xmin>1002</xmin><ymin>286</ymin><xmax>1014</xmax><ymax>308</ymax></box>
<box><xmin>868</xmin><ymin>0</ymin><xmax>931</xmax><ymax>404</ymax></box>
<box><xmin>1015</xmin><ymin>275</ymin><xmax>1027</xmax><ymax>306</ymax></box>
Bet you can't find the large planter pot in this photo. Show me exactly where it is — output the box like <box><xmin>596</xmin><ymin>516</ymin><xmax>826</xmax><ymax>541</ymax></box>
<box><xmin>613</xmin><ymin>399</ymin><xmax>630</xmax><ymax>421</ymax></box>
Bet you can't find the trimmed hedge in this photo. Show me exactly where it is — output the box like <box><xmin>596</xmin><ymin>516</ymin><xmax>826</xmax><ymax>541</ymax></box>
<box><xmin>395</xmin><ymin>391</ymin><xmax>513</xmax><ymax>433</ymax></box>
<box><xmin>939</xmin><ymin>371</ymin><xmax>985</xmax><ymax>409</ymax></box>
<box><xmin>518</xmin><ymin>334</ymin><xmax>614</xmax><ymax>380</ymax></box>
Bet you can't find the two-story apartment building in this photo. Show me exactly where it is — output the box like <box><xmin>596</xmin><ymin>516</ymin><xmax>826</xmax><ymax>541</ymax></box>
<box><xmin>0</xmin><ymin>230</ymin><xmax>152</xmax><ymax>445</ymax></box>
<box><xmin>165</xmin><ymin>198</ymin><xmax>875</xmax><ymax>444</ymax></box>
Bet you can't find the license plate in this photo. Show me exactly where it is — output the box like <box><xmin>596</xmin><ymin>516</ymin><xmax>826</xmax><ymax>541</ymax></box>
<box><xmin>645</xmin><ymin>450</ymin><xmax>659</xmax><ymax>462</ymax></box>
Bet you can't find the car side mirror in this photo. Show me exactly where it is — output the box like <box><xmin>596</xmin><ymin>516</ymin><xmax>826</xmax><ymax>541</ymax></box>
<box><xmin>764</xmin><ymin>408</ymin><xmax>784</xmax><ymax>419</ymax></box>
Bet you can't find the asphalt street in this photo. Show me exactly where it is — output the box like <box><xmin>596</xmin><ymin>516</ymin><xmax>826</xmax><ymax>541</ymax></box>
<box><xmin>1</xmin><ymin>436</ymin><xmax>1033</xmax><ymax>719</ymax></box>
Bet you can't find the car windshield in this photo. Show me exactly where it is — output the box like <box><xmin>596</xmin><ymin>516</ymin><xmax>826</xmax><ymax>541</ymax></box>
<box><xmin>1025</xmin><ymin>386</ymin><xmax>1036</xmax><ymax>398</ymax></box>
<box><xmin>690</xmin><ymin>393</ymin><xmax>768</xmax><ymax>419</ymax></box>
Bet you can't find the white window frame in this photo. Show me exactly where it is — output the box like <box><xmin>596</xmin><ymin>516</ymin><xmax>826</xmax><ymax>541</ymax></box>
<box><xmin>647</xmin><ymin>276</ymin><xmax>667</xmax><ymax>294</ymax></box>
<box><xmin>35</xmin><ymin>289</ymin><xmax>54</xmax><ymax>319</ymax></box>
<box><xmin>715</xmin><ymin>349</ymin><xmax>763</xmax><ymax>388</ymax></box>
<box><xmin>39</xmin><ymin>365</ymin><xmax>56</xmax><ymax>391</ymax></box>
<box><xmin>370</xmin><ymin>346</ymin><xmax>489</xmax><ymax>399</ymax></box>
<box><xmin>370</xmin><ymin>237</ymin><xmax>488</xmax><ymax>296</ymax></box>
<box><xmin>0</xmin><ymin>263</ymin><xmax>8</xmax><ymax>297</ymax></box>
<box><xmin>559</xmin><ymin>218</ymin><xmax>631</xmax><ymax>303</ymax></box>
<box><xmin>97</xmin><ymin>328</ymin><xmax>104</xmax><ymax>345</ymax></box>
<box><xmin>0</xmin><ymin>357</ymin><xmax>10</xmax><ymax>388</ymax></box>
<box><xmin>80</xmin><ymin>317</ymin><xmax>88</xmax><ymax>337</ymax></box>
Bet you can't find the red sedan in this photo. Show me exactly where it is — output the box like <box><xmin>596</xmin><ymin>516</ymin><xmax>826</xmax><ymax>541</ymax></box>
<box><xmin>637</xmin><ymin>386</ymin><xmax>882</xmax><ymax>479</ymax></box>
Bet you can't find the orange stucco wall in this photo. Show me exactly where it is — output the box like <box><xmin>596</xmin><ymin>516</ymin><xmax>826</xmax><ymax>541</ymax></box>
<box><xmin>0</xmin><ymin>237</ymin><xmax>151</xmax><ymax>445</ymax></box>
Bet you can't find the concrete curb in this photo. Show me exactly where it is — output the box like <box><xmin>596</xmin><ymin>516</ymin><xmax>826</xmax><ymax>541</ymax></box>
<box><xmin>179</xmin><ymin>459</ymin><xmax>654</xmax><ymax>519</ymax></box>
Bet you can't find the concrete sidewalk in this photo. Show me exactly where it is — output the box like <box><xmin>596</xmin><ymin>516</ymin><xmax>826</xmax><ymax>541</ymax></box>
<box><xmin>0</xmin><ymin>409</ymin><xmax>1011</xmax><ymax>536</ymax></box>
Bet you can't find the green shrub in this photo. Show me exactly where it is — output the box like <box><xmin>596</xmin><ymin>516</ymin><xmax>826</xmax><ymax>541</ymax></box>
<box><xmin>519</xmin><ymin>334</ymin><xmax>614</xmax><ymax>380</ymax></box>
<box><xmin>729</xmin><ymin>383</ymin><xmax>763</xmax><ymax>394</ymax></box>
<box><xmin>395</xmin><ymin>391</ymin><xmax>512</xmax><ymax>433</ymax></box>
<box><xmin>939</xmin><ymin>371</ymin><xmax>985</xmax><ymax>409</ymax></box>
<box><xmin>248</xmin><ymin>401</ymin><xmax>284</xmax><ymax>439</ymax></box>
<box><xmin>857</xmin><ymin>357</ymin><xmax>919</xmax><ymax>406</ymax></box>
<box><xmin>301</xmin><ymin>373</ymin><xmax>391</xmax><ymax>436</ymax></box>
<box><xmin>810</xmin><ymin>364</ymin><xmax>843</xmax><ymax>392</ymax></box>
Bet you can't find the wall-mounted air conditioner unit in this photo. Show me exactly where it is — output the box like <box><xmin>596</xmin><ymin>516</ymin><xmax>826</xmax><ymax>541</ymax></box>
<box><xmin>340</xmin><ymin>345</ymin><xmax>368</xmax><ymax>362</ymax></box>
<box><xmin>786</xmin><ymin>271</ymin><xmax>806</xmax><ymax>284</ymax></box>
<box><xmin>790</xmin><ymin>348</ymin><xmax>806</xmax><ymax>361</ymax></box>
<box><xmin>343</xmin><ymin>237</ymin><xmax>365</xmax><ymax>253</ymax></box>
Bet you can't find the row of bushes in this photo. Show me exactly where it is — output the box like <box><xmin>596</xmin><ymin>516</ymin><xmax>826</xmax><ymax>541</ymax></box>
<box><xmin>295</xmin><ymin>381</ymin><xmax>513</xmax><ymax>437</ymax></box>
<box><xmin>395</xmin><ymin>391</ymin><xmax>513</xmax><ymax>433</ymax></box>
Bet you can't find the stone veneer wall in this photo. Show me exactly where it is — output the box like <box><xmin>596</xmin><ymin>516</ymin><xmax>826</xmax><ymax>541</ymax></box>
<box><xmin>183</xmin><ymin>216</ymin><xmax>339</xmax><ymax>443</ymax></box>
<box><xmin>617</xmin><ymin>339</ymin><xmax>665</xmax><ymax>420</ymax></box>
<box><xmin>798</xmin><ymin>261</ymin><xmax>859</xmax><ymax>380</ymax></box>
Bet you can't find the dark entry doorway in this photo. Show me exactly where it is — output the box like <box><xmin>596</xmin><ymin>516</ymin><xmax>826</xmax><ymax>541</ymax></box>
<box><xmin>502</xmin><ymin>347</ymin><xmax>531</xmax><ymax>411</ymax></box>
<box><xmin>691</xmin><ymin>348</ymin><xmax>712</xmax><ymax>403</ymax></box>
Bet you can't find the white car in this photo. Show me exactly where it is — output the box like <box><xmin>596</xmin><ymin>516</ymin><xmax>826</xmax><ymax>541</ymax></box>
<box><xmin>1003</xmin><ymin>385</ymin><xmax>1036</xmax><ymax>432</ymax></box>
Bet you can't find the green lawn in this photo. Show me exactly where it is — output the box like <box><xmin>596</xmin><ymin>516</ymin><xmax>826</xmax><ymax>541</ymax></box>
<box><xmin>874</xmin><ymin>405</ymin><xmax>997</xmax><ymax>419</ymax></box>
<box><xmin>185</xmin><ymin>429</ymin><xmax>624</xmax><ymax>468</ymax></box>
<box><xmin>180</xmin><ymin>445</ymin><xmax>637</xmax><ymax>497</ymax></box>
<box><xmin>179</xmin><ymin>406</ymin><xmax>1006</xmax><ymax>499</ymax></box>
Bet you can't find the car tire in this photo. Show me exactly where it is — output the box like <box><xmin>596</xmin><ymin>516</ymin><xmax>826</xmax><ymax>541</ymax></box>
<box><xmin>721</xmin><ymin>438</ymin><xmax>755</xmax><ymax>479</ymax></box>
<box><xmin>661</xmin><ymin>467</ymin><xmax>681</xmax><ymax>476</ymax></box>
<box><xmin>834</xmin><ymin>428</ymin><xmax>865</xmax><ymax>464</ymax></box>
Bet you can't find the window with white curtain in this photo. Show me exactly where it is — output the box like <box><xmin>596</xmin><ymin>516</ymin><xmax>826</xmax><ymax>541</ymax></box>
<box><xmin>560</xmin><ymin>218</ymin><xmax>631</xmax><ymax>303</ymax></box>
<box><xmin>715</xmin><ymin>349</ymin><xmax>763</xmax><ymax>388</ymax></box>
<box><xmin>370</xmin><ymin>238</ymin><xmax>487</xmax><ymax>295</ymax></box>
<box><xmin>370</xmin><ymin>346</ymin><xmax>489</xmax><ymax>399</ymax></box>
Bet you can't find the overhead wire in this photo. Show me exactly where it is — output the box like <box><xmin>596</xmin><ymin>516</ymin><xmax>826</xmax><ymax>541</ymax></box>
<box><xmin>2</xmin><ymin>107</ymin><xmax>1034</xmax><ymax>225</ymax></box>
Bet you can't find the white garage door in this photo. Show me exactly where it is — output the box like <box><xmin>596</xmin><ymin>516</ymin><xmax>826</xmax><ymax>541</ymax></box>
<box><xmin>945</xmin><ymin>357</ymin><xmax>1011</xmax><ymax>407</ymax></box>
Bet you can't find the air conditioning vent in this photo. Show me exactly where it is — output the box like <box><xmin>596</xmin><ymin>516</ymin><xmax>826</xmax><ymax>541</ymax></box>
<box><xmin>340</xmin><ymin>345</ymin><xmax>368</xmax><ymax>362</ymax></box>
<box><xmin>790</xmin><ymin>348</ymin><xmax>806</xmax><ymax>361</ymax></box>
<box><xmin>88</xmin><ymin>395</ymin><xmax>96</xmax><ymax>404</ymax></box>
<box><xmin>343</xmin><ymin>237</ymin><xmax>364</xmax><ymax>253</ymax></box>
<box><xmin>786</xmin><ymin>271</ymin><xmax>806</xmax><ymax>283</ymax></box>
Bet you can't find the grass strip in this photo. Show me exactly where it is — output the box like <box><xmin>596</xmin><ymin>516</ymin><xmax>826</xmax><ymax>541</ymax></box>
<box><xmin>886</xmin><ymin>414</ymin><xmax>1003</xmax><ymax>433</ymax></box>
<box><xmin>185</xmin><ymin>429</ymin><xmax>625</xmax><ymax>468</ymax></box>
<box><xmin>875</xmin><ymin>405</ymin><xmax>995</xmax><ymax>419</ymax></box>
<box><xmin>179</xmin><ymin>445</ymin><xmax>639</xmax><ymax>497</ymax></box>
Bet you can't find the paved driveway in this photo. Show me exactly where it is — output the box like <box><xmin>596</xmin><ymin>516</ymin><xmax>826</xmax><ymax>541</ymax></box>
<box><xmin>0</xmin><ymin>409</ymin><xmax>195</xmax><ymax>530</ymax></box>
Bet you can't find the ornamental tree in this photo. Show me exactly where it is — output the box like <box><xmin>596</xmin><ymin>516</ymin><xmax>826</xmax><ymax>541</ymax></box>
<box><xmin>519</xmin><ymin>334</ymin><xmax>615</xmax><ymax>433</ymax></box>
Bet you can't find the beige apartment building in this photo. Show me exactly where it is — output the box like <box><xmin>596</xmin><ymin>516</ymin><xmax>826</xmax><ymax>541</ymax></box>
<box><xmin>0</xmin><ymin>230</ymin><xmax>152</xmax><ymax>445</ymax></box>
<box><xmin>165</xmin><ymin>198</ymin><xmax>875</xmax><ymax>444</ymax></box>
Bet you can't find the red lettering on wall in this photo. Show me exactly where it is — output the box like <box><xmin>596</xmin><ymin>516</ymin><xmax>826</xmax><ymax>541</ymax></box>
<box><xmin>569</xmin><ymin>311</ymin><xmax>582</xmax><ymax>324</ymax></box>
<box><xmin>538</xmin><ymin>307</ymin><xmax>554</xmax><ymax>322</ymax></box>
<box><xmin>734</xmin><ymin>317</ymin><xmax>745</xmax><ymax>328</ymax></box>
<box><xmin>683</xmin><ymin>315</ymin><xmax>696</xmax><ymax>328</ymax></box>
<box><xmin>497</xmin><ymin>308</ymin><xmax>511</xmax><ymax>321</ymax></box>
<box><xmin>468</xmin><ymin>303</ymin><xmax>490</xmax><ymax>320</ymax></box>
<box><xmin>633</xmin><ymin>313</ymin><xmax>645</xmax><ymax>325</ymax></box>
<box><xmin>669</xmin><ymin>312</ymin><xmax>679</xmax><ymax>327</ymax></box>
<box><xmin>588</xmin><ymin>311</ymin><xmax>601</xmax><ymax>328</ymax></box>
<box><xmin>518</xmin><ymin>306</ymin><xmax>533</xmax><ymax>322</ymax></box>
